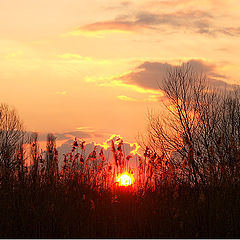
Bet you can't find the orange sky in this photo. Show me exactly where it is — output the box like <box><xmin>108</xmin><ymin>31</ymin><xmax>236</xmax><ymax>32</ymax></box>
<box><xmin>0</xmin><ymin>0</ymin><xmax>240</xmax><ymax>145</ymax></box>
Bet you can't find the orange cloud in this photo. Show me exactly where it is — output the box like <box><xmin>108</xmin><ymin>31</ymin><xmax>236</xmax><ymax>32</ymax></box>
<box><xmin>117</xmin><ymin>94</ymin><xmax>163</xmax><ymax>103</ymax></box>
<box><xmin>58</xmin><ymin>53</ymin><xmax>93</xmax><ymax>61</ymax></box>
<box><xmin>100</xmin><ymin>76</ymin><xmax>162</xmax><ymax>94</ymax></box>
<box><xmin>68</xmin><ymin>21</ymin><xmax>139</xmax><ymax>37</ymax></box>
<box><xmin>57</xmin><ymin>53</ymin><xmax>110</xmax><ymax>64</ymax></box>
<box><xmin>81</xmin><ymin>21</ymin><xmax>137</xmax><ymax>32</ymax></box>
<box><xmin>117</xmin><ymin>95</ymin><xmax>137</xmax><ymax>102</ymax></box>
<box><xmin>56</xmin><ymin>91</ymin><xmax>67</xmax><ymax>96</ymax></box>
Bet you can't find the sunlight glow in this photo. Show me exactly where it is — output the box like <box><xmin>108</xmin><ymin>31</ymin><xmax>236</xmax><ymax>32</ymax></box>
<box><xmin>117</xmin><ymin>172</ymin><xmax>134</xmax><ymax>186</ymax></box>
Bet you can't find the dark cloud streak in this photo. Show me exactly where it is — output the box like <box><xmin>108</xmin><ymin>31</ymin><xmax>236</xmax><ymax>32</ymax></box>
<box><xmin>118</xmin><ymin>59</ymin><xmax>236</xmax><ymax>93</ymax></box>
<box><xmin>78</xmin><ymin>9</ymin><xmax>240</xmax><ymax>37</ymax></box>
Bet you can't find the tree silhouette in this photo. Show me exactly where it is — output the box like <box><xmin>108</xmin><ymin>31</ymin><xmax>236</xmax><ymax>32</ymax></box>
<box><xmin>0</xmin><ymin>103</ymin><xmax>25</xmax><ymax>170</ymax></box>
<box><xmin>145</xmin><ymin>63</ymin><xmax>240</xmax><ymax>186</ymax></box>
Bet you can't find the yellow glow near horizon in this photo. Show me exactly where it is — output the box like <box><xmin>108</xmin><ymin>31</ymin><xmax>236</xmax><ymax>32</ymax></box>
<box><xmin>117</xmin><ymin>172</ymin><xmax>134</xmax><ymax>186</ymax></box>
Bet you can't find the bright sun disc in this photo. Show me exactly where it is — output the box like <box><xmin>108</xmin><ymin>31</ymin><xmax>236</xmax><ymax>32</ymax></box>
<box><xmin>117</xmin><ymin>173</ymin><xmax>134</xmax><ymax>186</ymax></box>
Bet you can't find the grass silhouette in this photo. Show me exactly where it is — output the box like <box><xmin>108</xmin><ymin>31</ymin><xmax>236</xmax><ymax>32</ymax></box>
<box><xmin>1</xmin><ymin>136</ymin><xmax>240</xmax><ymax>238</ymax></box>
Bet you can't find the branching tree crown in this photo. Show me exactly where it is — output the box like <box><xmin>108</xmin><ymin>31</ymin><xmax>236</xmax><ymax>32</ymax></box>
<box><xmin>145</xmin><ymin>63</ymin><xmax>240</xmax><ymax>186</ymax></box>
<box><xmin>0</xmin><ymin>103</ymin><xmax>25</xmax><ymax>169</ymax></box>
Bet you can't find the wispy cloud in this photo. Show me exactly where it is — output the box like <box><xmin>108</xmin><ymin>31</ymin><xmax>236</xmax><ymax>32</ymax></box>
<box><xmin>144</xmin><ymin>0</ymin><xmax>226</xmax><ymax>9</ymax></box>
<box><xmin>56</xmin><ymin>90</ymin><xmax>67</xmax><ymax>96</ymax></box>
<box><xmin>35</xmin><ymin>128</ymin><xmax>113</xmax><ymax>145</ymax></box>
<box><xmin>117</xmin><ymin>94</ymin><xmax>162</xmax><ymax>103</ymax></box>
<box><xmin>100</xmin><ymin>77</ymin><xmax>162</xmax><ymax>94</ymax></box>
<box><xmin>68</xmin><ymin>21</ymin><xmax>139</xmax><ymax>37</ymax></box>
<box><xmin>57</xmin><ymin>53</ymin><xmax>110</xmax><ymax>64</ymax></box>
<box><xmin>58</xmin><ymin>53</ymin><xmax>93</xmax><ymax>61</ymax></box>
<box><xmin>117</xmin><ymin>95</ymin><xmax>137</xmax><ymax>102</ymax></box>
<box><xmin>103</xmin><ymin>1</ymin><xmax>131</xmax><ymax>11</ymax></box>
<box><xmin>68</xmin><ymin>8</ymin><xmax>240</xmax><ymax>37</ymax></box>
<box><xmin>54</xmin><ymin>130</ymin><xmax>92</xmax><ymax>140</ymax></box>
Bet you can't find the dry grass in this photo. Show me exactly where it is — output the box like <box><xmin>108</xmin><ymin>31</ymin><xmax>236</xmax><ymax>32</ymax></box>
<box><xmin>1</xmin><ymin>137</ymin><xmax>240</xmax><ymax>238</ymax></box>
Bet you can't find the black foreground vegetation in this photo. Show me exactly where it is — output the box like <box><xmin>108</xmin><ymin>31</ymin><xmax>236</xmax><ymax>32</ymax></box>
<box><xmin>1</xmin><ymin>180</ymin><xmax>240</xmax><ymax>238</ymax></box>
<box><xmin>1</xmin><ymin>64</ymin><xmax>240</xmax><ymax>238</ymax></box>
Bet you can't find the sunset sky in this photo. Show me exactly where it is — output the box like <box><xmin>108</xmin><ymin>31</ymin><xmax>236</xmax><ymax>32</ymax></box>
<box><xmin>0</xmin><ymin>0</ymin><xmax>240</xmax><ymax>145</ymax></box>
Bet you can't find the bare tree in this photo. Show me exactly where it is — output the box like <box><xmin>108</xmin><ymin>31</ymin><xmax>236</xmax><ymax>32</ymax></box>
<box><xmin>145</xmin><ymin>63</ymin><xmax>240</xmax><ymax>186</ymax></box>
<box><xmin>215</xmin><ymin>89</ymin><xmax>240</xmax><ymax>180</ymax></box>
<box><xmin>145</xmin><ymin>63</ymin><xmax>206</xmax><ymax>186</ymax></box>
<box><xmin>0</xmin><ymin>103</ymin><xmax>25</xmax><ymax>170</ymax></box>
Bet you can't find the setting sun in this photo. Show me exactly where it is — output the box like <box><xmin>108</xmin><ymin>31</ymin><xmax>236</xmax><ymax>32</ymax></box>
<box><xmin>117</xmin><ymin>172</ymin><xmax>134</xmax><ymax>186</ymax></box>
